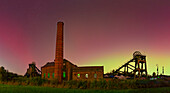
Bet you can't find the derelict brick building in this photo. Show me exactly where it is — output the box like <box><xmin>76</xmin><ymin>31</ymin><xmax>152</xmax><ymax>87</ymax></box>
<box><xmin>41</xmin><ymin>22</ymin><xmax>103</xmax><ymax>82</ymax></box>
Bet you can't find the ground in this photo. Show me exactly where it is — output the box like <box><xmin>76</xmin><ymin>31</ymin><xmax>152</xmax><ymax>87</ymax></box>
<box><xmin>0</xmin><ymin>84</ymin><xmax>170</xmax><ymax>93</ymax></box>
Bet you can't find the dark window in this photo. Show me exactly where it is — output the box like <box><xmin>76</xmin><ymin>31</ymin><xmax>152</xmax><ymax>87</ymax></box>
<box><xmin>52</xmin><ymin>73</ymin><xmax>54</xmax><ymax>78</ymax></box>
<box><xmin>44</xmin><ymin>73</ymin><xmax>46</xmax><ymax>78</ymax></box>
<box><xmin>48</xmin><ymin>73</ymin><xmax>50</xmax><ymax>78</ymax></box>
<box><xmin>94</xmin><ymin>74</ymin><xmax>97</xmax><ymax>78</ymax></box>
<box><xmin>63</xmin><ymin>71</ymin><xmax>66</xmax><ymax>78</ymax></box>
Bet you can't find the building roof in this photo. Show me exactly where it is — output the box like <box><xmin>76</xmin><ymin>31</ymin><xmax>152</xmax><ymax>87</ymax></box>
<box><xmin>41</xmin><ymin>59</ymin><xmax>76</xmax><ymax>68</ymax></box>
<box><xmin>73</xmin><ymin>66</ymin><xmax>103</xmax><ymax>72</ymax></box>
<box><xmin>41</xmin><ymin>62</ymin><xmax>55</xmax><ymax>68</ymax></box>
<box><xmin>63</xmin><ymin>59</ymin><xmax>77</xmax><ymax>67</ymax></box>
<box><xmin>77</xmin><ymin>66</ymin><xmax>103</xmax><ymax>69</ymax></box>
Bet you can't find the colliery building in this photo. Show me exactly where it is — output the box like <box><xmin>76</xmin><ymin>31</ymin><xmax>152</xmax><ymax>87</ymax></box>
<box><xmin>41</xmin><ymin>22</ymin><xmax>103</xmax><ymax>82</ymax></box>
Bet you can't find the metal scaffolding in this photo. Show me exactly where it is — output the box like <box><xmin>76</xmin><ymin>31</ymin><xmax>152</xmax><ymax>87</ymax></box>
<box><xmin>115</xmin><ymin>51</ymin><xmax>147</xmax><ymax>78</ymax></box>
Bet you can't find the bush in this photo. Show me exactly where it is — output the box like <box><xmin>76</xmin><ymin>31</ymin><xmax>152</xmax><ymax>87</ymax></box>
<box><xmin>67</xmin><ymin>80</ymin><xmax>77</xmax><ymax>88</ymax></box>
<box><xmin>97</xmin><ymin>79</ymin><xmax>107</xmax><ymax>89</ymax></box>
<box><xmin>77</xmin><ymin>80</ymin><xmax>87</xmax><ymax>89</ymax></box>
<box><xmin>50</xmin><ymin>79</ymin><xmax>59</xmax><ymax>86</ymax></box>
<box><xmin>107</xmin><ymin>80</ymin><xmax>113</xmax><ymax>89</ymax></box>
<box><xmin>90</xmin><ymin>80</ymin><xmax>97</xmax><ymax>89</ymax></box>
<box><xmin>111</xmin><ymin>79</ymin><xmax>120</xmax><ymax>89</ymax></box>
<box><xmin>30</xmin><ymin>77</ymin><xmax>45</xmax><ymax>86</ymax></box>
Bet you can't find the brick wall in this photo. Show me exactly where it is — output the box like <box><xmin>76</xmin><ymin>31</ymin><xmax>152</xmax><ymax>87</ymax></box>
<box><xmin>41</xmin><ymin>66</ymin><xmax>55</xmax><ymax>80</ymax></box>
<box><xmin>72</xmin><ymin>66</ymin><xmax>103</xmax><ymax>81</ymax></box>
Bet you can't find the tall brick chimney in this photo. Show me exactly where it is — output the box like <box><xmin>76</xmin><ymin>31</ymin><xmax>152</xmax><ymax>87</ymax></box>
<box><xmin>54</xmin><ymin>22</ymin><xmax>64</xmax><ymax>82</ymax></box>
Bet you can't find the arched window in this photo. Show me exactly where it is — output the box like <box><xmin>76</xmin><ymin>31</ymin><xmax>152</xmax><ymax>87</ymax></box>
<box><xmin>44</xmin><ymin>73</ymin><xmax>46</xmax><ymax>78</ymax></box>
<box><xmin>63</xmin><ymin>71</ymin><xmax>66</xmax><ymax>78</ymax></box>
<box><xmin>77</xmin><ymin>74</ymin><xmax>80</xmax><ymax>78</ymax></box>
<box><xmin>85</xmin><ymin>74</ymin><xmax>88</xmax><ymax>78</ymax></box>
<box><xmin>48</xmin><ymin>73</ymin><xmax>50</xmax><ymax>78</ymax></box>
<box><xmin>94</xmin><ymin>73</ymin><xmax>97</xmax><ymax>78</ymax></box>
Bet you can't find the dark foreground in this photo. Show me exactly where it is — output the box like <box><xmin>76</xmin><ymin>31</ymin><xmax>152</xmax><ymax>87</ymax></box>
<box><xmin>0</xmin><ymin>84</ymin><xmax>170</xmax><ymax>93</ymax></box>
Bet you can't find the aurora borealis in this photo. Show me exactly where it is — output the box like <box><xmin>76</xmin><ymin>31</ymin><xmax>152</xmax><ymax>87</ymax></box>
<box><xmin>0</xmin><ymin>0</ymin><xmax>170</xmax><ymax>75</ymax></box>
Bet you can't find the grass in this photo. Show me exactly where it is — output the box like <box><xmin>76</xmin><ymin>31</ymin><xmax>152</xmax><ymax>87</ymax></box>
<box><xmin>0</xmin><ymin>84</ymin><xmax>169</xmax><ymax>93</ymax></box>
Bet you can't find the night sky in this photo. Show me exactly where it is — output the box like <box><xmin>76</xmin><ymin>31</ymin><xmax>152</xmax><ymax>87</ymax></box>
<box><xmin>0</xmin><ymin>0</ymin><xmax>170</xmax><ymax>75</ymax></box>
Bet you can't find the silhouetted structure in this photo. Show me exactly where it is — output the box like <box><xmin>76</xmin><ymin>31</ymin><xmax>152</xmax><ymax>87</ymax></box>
<box><xmin>24</xmin><ymin>62</ymin><xmax>41</xmax><ymax>77</ymax></box>
<box><xmin>162</xmin><ymin>66</ymin><xmax>164</xmax><ymax>75</ymax></box>
<box><xmin>115</xmin><ymin>51</ymin><xmax>147</xmax><ymax>78</ymax></box>
<box><xmin>156</xmin><ymin>64</ymin><xmax>159</xmax><ymax>76</ymax></box>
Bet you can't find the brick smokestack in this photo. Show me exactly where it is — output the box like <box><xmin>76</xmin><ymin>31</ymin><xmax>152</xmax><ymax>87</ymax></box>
<box><xmin>54</xmin><ymin>22</ymin><xmax>64</xmax><ymax>82</ymax></box>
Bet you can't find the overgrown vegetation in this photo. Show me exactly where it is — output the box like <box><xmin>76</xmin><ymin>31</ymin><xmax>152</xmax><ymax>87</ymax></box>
<box><xmin>0</xmin><ymin>66</ymin><xmax>22</xmax><ymax>82</ymax></box>
<box><xmin>65</xmin><ymin>79</ymin><xmax>170</xmax><ymax>89</ymax></box>
<box><xmin>1</xmin><ymin>77</ymin><xmax>169</xmax><ymax>90</ymax></box>
<box><xmin>0</xmin><ymin>84</ymin><xmax>170</xmax><ymax>93</ymax></box>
